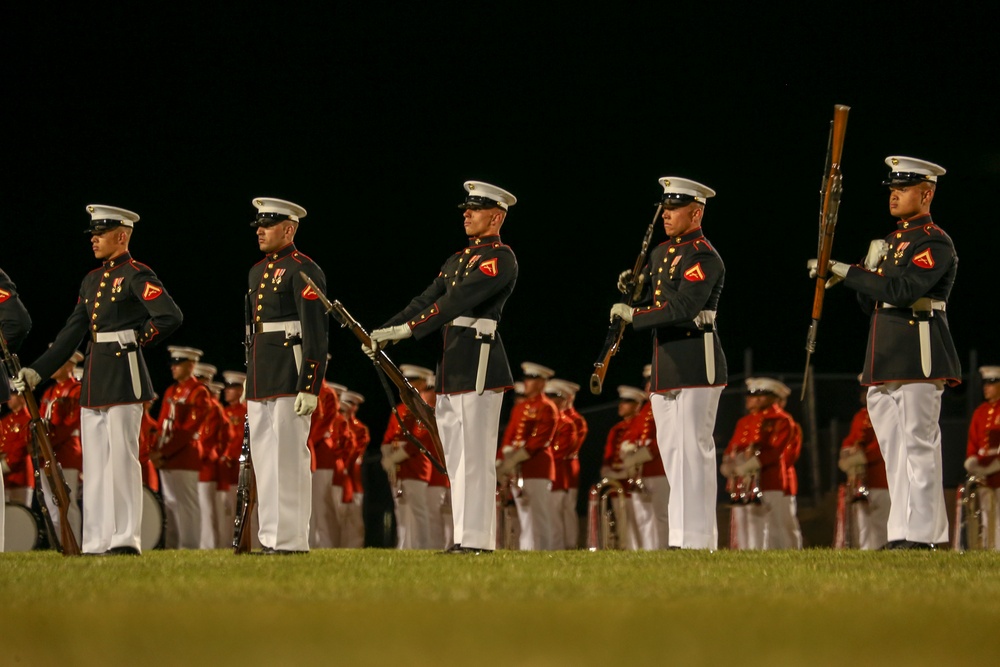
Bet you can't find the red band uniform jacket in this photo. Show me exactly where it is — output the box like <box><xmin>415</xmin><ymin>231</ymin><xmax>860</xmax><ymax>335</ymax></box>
<box><xmin>727</xmin><ymin>404</ymin><xmax>791</xmax><ymax>492</ymax></box>
<box><xmin>550</xmin><ymin>411</ymin><xmax>580</xmax><ymax>492</ymax></box>
<box><xmin>843</xmin><ymin>215</ymin><xmax>961</xmax><ymax>385</ymax></box>
<box><xmin>379</xmin><ymin>235</ymin><xmax>516</xmax><ymax>394</ymax></box>
<box><xmin>501</xmin><ymin>394</ymin><xmax>557</xmax><ymax>480</ymax></box>
<box><xmin>967</xmin><ymin>398</ymin><xmax>1000</xmax><ymax>488</ymax></box>
<box><xmin>156</xmin><ymin>377</ymin><xmax>211</xmax><ymax>471</ymax></box>
<box><xmin>622</xmin><ymin>400</ymin><xmax>665</xmax><ymax>478</ymax></box>
<box><xmin>0</xmin><ymin>268</ymin><xmax>32</xmax><ymax>403</ymax></box>
<box><xmin>29</xmin><ymin>253</ymin><xmax>182</xmax><ymax>407</ymax></box>
<box><xmin>1</xmin><ymin>407</ymin><xmax>33</xmax><ymax>489</ymax></box>
<box><xmin>631</xmin><ymin>228</ymin><xmax>727</xmax><ymax>391</ymax></box>
<box><xmin>245</xmin><ymin>244</ymin><xmax>328</xmax><ymax>400</ymax></box>
<box><xmin>841</xmin><ymin>407</ymin><xmax>888</xmax><ymax>490</ymax></box>
<box><xmin>382</xmin><ymin>404</ymin><xmax>433</xmax><ymax>483</ymax></box>
<box><xmin>40</xmin><ymin>378</ymin><xmax>84</xmax><ymax>472</ymax></box>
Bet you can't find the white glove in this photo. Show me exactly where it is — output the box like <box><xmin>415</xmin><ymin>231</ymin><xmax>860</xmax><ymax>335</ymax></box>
<box><xmin>619</xmin><ymin>441</ymin><xmax>637</xmax><ymax>456</ymax></box>
<box><xmin>610</xmin><ymin>303</ymin><xmax>633</xmax><ymax>324</ymax></box>
<box><xmin>838</xmin><ymin>447</ymin><xmax>868</xmax><ymax>473</ymax></box>
<box><xmin>620</xmin><ymin>446</ymin><xmax>653</xmax><ymax>470</ymax></box>
<box><xmin>293</xmin><ymin>391</ymin><xmax>318</xmax><ymax>416</ymax></box>
<box><xmin>616</xmin><ymin>270</ymin><xmax>632</xmax><ymax>294</ymax></box>
<box><xmin>362</xmin><ymin>343</ymin><xmax>377</xmax><ymax>361</ymax></box>
<box><xmin>506</xmin><ymin>448</ymin><xmax>530</xmax><ymax>466</ymax></box>
<box><xmin>807</xmin><ymin>259</ymin><xmax>844</xmax><ymax>288</ymax></box>
<box><xmin>720</xmin><ymin>455</ymin><xmax>735</xmax><ymax>478</ymax></box>
<box><xmin>388</xmin><ymin>446</ymin><xmax>410</xmax><ymax>464</ymax></box>
<box><xmin>693</xmin><ymin>310</ymin><xmax>716</xmax><ymax>328</ymax></box>
<box><xmin>12</xmin><ymin>367</ymin><xmax>41</xmax><ymax>392</ymax></box>
<box><xmin>496</xmin><ymin>458</ymin><xmax>515</xmax><ymax>479</ymax></box>
<box><xmin>829</xmin><ymin>260</ymin><xmax>850</xmax><ymax>279</ymax></box>
<box><xmin>600</xmin><ymin>465</ymin><xmax>628</xmax><ymax>480</ymax></box>
<box><xmin>734</xmin><ymin>455</ymin><xmax>761</xmax><ymax>477</ymax></box>
<box><xmin>864</xmin><ymin>239</ymin><xmax>888</xmax><ymax>270</ymax></box>
<box><xmin>370</xmin><ymin>324</ymin><xmax>412</xmax><ymax>352</ymax></box>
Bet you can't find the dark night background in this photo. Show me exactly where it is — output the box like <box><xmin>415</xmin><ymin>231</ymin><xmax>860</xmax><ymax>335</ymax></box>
<box><xmin>4</xmin><ymin>5</ymin><xmax>998</xmax><ymax>499</ymax></box>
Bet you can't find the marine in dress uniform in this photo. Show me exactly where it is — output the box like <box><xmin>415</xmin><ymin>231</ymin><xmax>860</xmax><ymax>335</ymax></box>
<box><xmin>15</xmin><ymin>205</ymin><xmax>182</xmax><ymax>555</ymax></box>
<box><xmin>778</xmin><ymin>393</ymin><xmax>804</xmax><ymax>549</ymax></box>
<box><xmin>367</xmin><ymin>181</ymin><xmax>518</xmax><ymax>554</ymax></box>
<box><xmin>611</xmin><ymin>177</ymin><xmax>727</xmax><ymax>549</ymax></box>
<box><xmin>193</xmin><ymin>362</ymin><xmax>227</xmax><ymax>549</ymax></box>
<box><xmin>38</xmin><ymin>350</ymin><xmax>85</xmax><ymax>545</ymax></box>
<box><xmin>839</xmin><ymin>384</ymin><xmax>890</xmax><ymax>550</ymax></box>
<box><xmin>823</xmin><ymin>157</ymin><xmax>960</xmax><ymax>550</ymax></box>
<box><xmin>245</xmin><ymin>197</ymin><xmax>329</xmax><ymax>554</ymax></box>
<box><xmin>0</xmin><ymin>267</ymin><xmax>32</xmax><ymax>552</ymax></box>
<box><xmin>555</xmin><ymin>379</ymin><xmax>587</xmax><ymax>549</ymax></box>
<box><xmin>2</xmin><ymin>394</ymin><xmax>34</xmax><ymax>508</ymax></box>
<box><xmin>155</xmin><ymin>347</ymin><xmax>210</xmax><ymax>549</ymax></box>
<box><xmin>544</xmin><ymin>379</ymin><xmax>581</xmax><ymax>550</ymax></box>
<box><xmin>381</xmin><ymin>364</ymin><xmax>435</xmax><ymax>549</ymax></box>
<box><xmin>962</xmin><ymin>366</ymin><xmax>1000</xmax><ymax>549</ymax></box>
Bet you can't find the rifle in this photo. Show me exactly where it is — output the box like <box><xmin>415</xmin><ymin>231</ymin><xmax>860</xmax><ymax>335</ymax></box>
<box><xmin>232</xmin><ymin>412</ymin><xmax>256</xmax><ymax>554</ymax></box>
<box><xmin>802</xmin><ymin>104</ymin><xmax>850</xmax><ymax>399</ymax></box>
<box><xmin>0</xmin><ymin>336</ymin><xmax>82</xmax><ymax>555</ymax></box>
<box><xmin>590</xmin><ymin>204</ymin><xmax>662</xmax><ymax>394</ymax></box>
<box><xmin>299</xmin><ymin>272</ymin><xmax>448</xmax><ymax>476</ymax></box>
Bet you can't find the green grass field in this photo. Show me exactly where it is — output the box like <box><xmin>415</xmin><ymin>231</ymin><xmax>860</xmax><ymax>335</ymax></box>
<box><xmin>2</xmin><ymin>548</ymin><xmax>998</xmax><ymax>666</ymax></box>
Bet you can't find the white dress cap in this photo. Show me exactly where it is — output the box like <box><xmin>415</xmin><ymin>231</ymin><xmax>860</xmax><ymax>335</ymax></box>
<box><xmin>745</xmin><ymin>377</ymin><xmax>790</xmax><ymax>398</ymax></box>
<box><xmin>329</xmin><ymin>382</ymin><xmax>348</xmax><ymax>395</ymax></box>
<box><xmin>552</xmin><ymin>378</ymin><xmax>580</xmax><ymax>396</ymax></box>
<box><xmin>617</xmin><ymin>385</ymin><xmax>647</xmax><ymax>403</ymax></box>
<box><xmin>85</xmin><ymin>204</ymin><xmax>140</xmax><ymax>234</ymax></box>
<box><xmin>400</xmin><ymin>364</ymin><xmax>434</xmax><ymax>382</ymax></box>
<box><xmin>883</xmin><ymin>156</ymin><xmax>946</xmax><ymax>185</ymax></box>
<box><xmin>341</xmin><ymin>390</ymin><xmax>365</xmax><ymax>406</ymax></box>
<box><xmin>979</xmin><ymin>366</ymin><xmax>1000</xmax><ymax>382</ymax></box>
<box><xmin>513</xmin><ymin>381</ymin><xmax>526</xmax><ymax>395</ymax></box>
<box><xmin>70</xmin><ymin>350</ymin><xmax>85</xmax><ymax>364</ymax></box>
<box><xmin>520</xmin><ymin>361</ymin><xmax>555</xmax><ymax>379</ymax></box>
<box><xmin>167</xmin><ymin>346</ymin><xmax>204</xmax><ymax>362</ymax></box>
<box><xmin>642</xmin><ymin>364</ymin><xmax>652</xmax><ymax>379</ymax></box>
<box><xmin>208</xmin><ymin>381</ymin><xmax>225</xmax><ymax>395</ymax></box>
<box><xmin>544</xmin><ymin>380</ymin><xmax>565</xmax><ymax>397</ymax></box>
<box><xmin>194</xmin><ymin>362</ymin><xmax>217</xmax><ymax>380</ymax></box>
<box><xmin>222</xmin><ymin>370</ymin><xmax>247</xmax><ymax>386</ymax></box>
<box><xmin>657</xmin><ymin>177</ymin><xmax>716</xmax><ymax>206</ymax></box>
<box><xmin>252</xmin><ymin>197</ymin><xmax>308</xmax><ymax>222</ymax></box>
<box><xmin>459</xmin><ymin>181</ymin><xmax>517</xmax><ymax>211</ymax></box>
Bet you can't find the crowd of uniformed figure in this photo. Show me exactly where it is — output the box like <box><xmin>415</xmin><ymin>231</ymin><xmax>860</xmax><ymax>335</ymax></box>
<box><xmin>5</xmin><ymin>347</ymin><xmax>998</xmax><ymax>552</ymax></box>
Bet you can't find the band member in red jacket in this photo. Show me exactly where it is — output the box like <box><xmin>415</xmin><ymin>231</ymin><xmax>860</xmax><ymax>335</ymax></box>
<box><xmin>219</xmin><ymin>371</ymin><xmax>247</xmax><ymax>546</ymax></box>
<box><xmin>0</xmin><ymin>266</ymin><xmax>32</xmax><ymax>551</ymax></box>
<box><xmin>13</xmin><ymin>205</ymin><xmax>183</xmax><ymax>556</ymax></box>
<box><xmin>340</xmin><ymin>390</ymin><xmax>369</xmax><ymax>548</ymax></box>
<box><xmin>139</xmin><ymin>398</ymin><xmax>160</xmax><ymax>493</ymax></box>
<box><xmin>499</xmin><ymin>362</ymin><xmax>558</xmax><ymax>550</ymax></box>
<box><xmin>39</xmin><ymin>350</ymin><xmax>85</xmax><ymax>545</ymax></box>
<box><xmin>193</xmin><ymin>363</ymin><xmax>228</xmax><ymax>549</ymax></box>
<box><xmin>381</xmin><ymin>364</ymin><xmax>436</xmax><ymax>549</ymax></box>
<box><xmin>963</xmin><ymin>366</ymin><xmax>1000</xmax><ymax>549</ymax></box>
<box><xmin>621</xmin><ymin>369</ymin><xmax>669</xmax><ymax>550</ymax></box>
<box><xmin>544</xmin><ymin>379</ymin><xmax>579</xmax><ymax>550</ymax></box>
<box><xmin>599</xmin><ymin>384</ymin><xmax>648</xmax><ymax>550</ymax></box>
<box><xmin>839</xmin><ymin>384</ymin><xmax>890</xmax><ymax>550</ymax></box>
<box><xmin>155</xmin><ymin>346</ymin><xmax>210</xmax><ymax>549</ymax></box>
<box><xmin>307</xmin><ymin>375</ymin><xmax>341</xmax><ymax>548</ymax></box>
<box><xmin>1</xmin><ymin>394</ymin><xmax>33</xmax><ymax>507</ymax></box>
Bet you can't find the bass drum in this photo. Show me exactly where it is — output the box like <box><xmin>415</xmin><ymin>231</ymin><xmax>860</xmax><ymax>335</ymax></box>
<box><xmin>141</xmin><ymin>486</ymin><xmax>166</xmax><ymax>551</ymax></box>
<box><xmin>4</xmin><ymin>502</ymin><xmax>45</xmax><ymax>552</ymax></box>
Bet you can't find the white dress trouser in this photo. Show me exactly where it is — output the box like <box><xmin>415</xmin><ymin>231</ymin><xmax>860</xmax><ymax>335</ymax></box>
<box><xmin>436</xmin><ymin>390</ymin><xmax>503</xmax><ymax>551</ymax></box>
<box><xmin>197</xmin><ymin>480</ymin><xmax>219</xmax><ymax>548</ymax></box>
<box><xmin>562</xmin><ymin>488</ymin><xmax>579</xmax><ymax>549</ymax></box>
<box><xmin>248</xmin><ymin>397</ymin><xmax>312</xmax><ymax>551</ymax></box>
<box><xmin>651</xmin><ymin>387</ymin><xmax>723</xmax><ymax>549</ymax></box>
<box><xmin>514</xmin><ymin>477</ymin><xmax>555</xmax><ymax>550</ymax></box>
<box><xmin>309</xmin><ymin>468</ymin><xmax>337</xmax><ymax>548</ymax></box>
<box><xmin>855</xmin><ymin>488</ymin><xmax>890</xmax><ymax>550</ymax></box>
<box><xmin>331</xmin><ymin>485</ymin><xmax>351</xmax><ymax>547</ymax></box>
<box><xmin>867</xmin><ymin>382</ymin><xmax>949</xmax><ymax>544</ymax></box>
<box><xmin>217</xmin><ymin>486</ymin><xmax>237</xmax><ymax>549</ymax></box>
<box><xmin>631</xmin><ymin>475</ymin><xmax>670</xmax><ymax>549</ymax></box>
<box><xmin>39</xmin><ymin>467</ymin><xmax>82</xmax><ymax>547</ymax></box>
<box><xmin>395</xmin><ymin>478</ymin><xmax>431</xmax><ymax>549</ymax></box>
<box><xmin>80</xmin><ymin>404</ymin><xmax>144</xmax><ymax>553</ymax></box>
<box><xmin>160</xmin><ymin>469</ymin><xmax>200</xmax><ymax>549</ymax></box>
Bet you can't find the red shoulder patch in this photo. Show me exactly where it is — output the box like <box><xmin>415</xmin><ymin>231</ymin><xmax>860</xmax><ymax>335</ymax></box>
<box><xmin>0</xmin><ymin>288</ymin><xmax>10</xmax><ymax>303</ymax></box>
<box><xmin>683</xmin><ymin>263</ymin><xmax>706</xmax><ymax>282</ymax></box>
<box><xmin>301</xmin><ymin>285</ymin><xmax>319</xmax><ymax>300</ymax></box>
<box><xmin>479</xmin><ymin>258</ymin><xmax>498</xmax><ymax>277</ymax></box>
<box><xmin>142</xmin><ymin>283</ymin><xmax>163</xmax><ymax>300</ymax></box>
<box><xmin>912</xmin><ymin>248</ymin><xmax>935</xmax><ymax>269</ymax></box>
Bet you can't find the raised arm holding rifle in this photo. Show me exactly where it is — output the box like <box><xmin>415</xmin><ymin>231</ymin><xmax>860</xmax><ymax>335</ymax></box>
<box><xmin>607</xmin><ymin>176</ymin><xmax>727</xmax><ymax>550</ymax></box>
<box><xmin>363</xmin><ymin>180</ymin><xmax>519</xmax><ymax>555</ymax></box>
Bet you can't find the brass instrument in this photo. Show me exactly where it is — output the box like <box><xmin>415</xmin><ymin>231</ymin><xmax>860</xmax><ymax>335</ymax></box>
<box><xmin>586</xmin><ymin>477</ymin><xmax>628</xmax><ymax>550</ymax></box>
<box><xmin>733</xmin><ymin>449</ymin><xmax>762</xmax><ymax>505</ymax></box>
<box><xmin>953</xmin><ymin>475</ymin><xmax>996</xmax><ymax>552</ymax></box>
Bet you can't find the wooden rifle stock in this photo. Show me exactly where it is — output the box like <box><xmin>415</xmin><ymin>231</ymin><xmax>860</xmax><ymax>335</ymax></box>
<box><xmin>803</xmin><ymin>104</ymin><xmax>850</xmax><ymax>398</ymax></box>
<box><xmin>0</xmin><ymin>336</ymin><xmax>81</xmax><ymax>556</ymax></box>
<box><xmin>298</xmin><ymin>273</ymin><xmax>448</xmax><ymax>475</ymax></box>
<box><xmin>590</xmin><ymin>205</ymin><xmax>662</xmax><ymax>395</ymax></box>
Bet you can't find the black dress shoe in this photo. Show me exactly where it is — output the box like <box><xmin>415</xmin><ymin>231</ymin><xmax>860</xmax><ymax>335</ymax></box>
<box><xmin>881</xmin><ymin>540</ymin><xmax>907</xmax><ymax>551</ymax></box>
<box><xmin>255</xmin><ymin>547</ymin><xmax>307</xmax><ymax>555</ymax></box>
<box><xmin>103</xmin><ymin>546</ymin><xmax>141</xmax><ymax>556</ymax></box>
<box><xmin>438</xmin><ymin>543</ymin><xmax>464</xmax><ymax>554</ymax></box>
<box><xmin>457</xmin><ymin>546</ymin><xmax>493</xmax><ymax>555</ymax></box>
<box><xmin>902</xmin><ymin>541</ymin><xmax>936</xmax><ymax>551</ymax></box>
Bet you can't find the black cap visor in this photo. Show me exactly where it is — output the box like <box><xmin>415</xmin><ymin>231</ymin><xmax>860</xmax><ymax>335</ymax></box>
<box><xmin>458</xmin><ymin>195</ymin><xmax>501</xmax><ymax>210</ymax></box>
<box><xmin>883</xmin><ymin>172</ymin><xmax>932</xmax><ymax>187</ymax></box>
<box><xmin>84</xmin><ymin>219</ymin><xmax>126</xmax><ymax>235</ymax></box>
<box><xmin>657</xmin><ymin>193</ymin><xmax>698</xmax><ymax>209</ymax></box>
<box><xmin>251</xmin><ymin>212</ymin><xmax>292</xmax><ymax>228</ymax></box>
